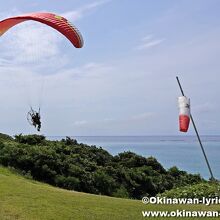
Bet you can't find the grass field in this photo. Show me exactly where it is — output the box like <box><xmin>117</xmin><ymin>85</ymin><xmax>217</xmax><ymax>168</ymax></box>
<box><xmin>0</xmin><ymin>166</ymin><xmax>219</xmax><ymax>220</ymax></box>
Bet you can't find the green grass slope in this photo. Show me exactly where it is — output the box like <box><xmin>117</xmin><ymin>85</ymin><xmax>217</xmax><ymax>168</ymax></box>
<box><xmin>0</xmin><ymin>166</ymin><xmax>145</xmax><ymax>220</ymax></box>
<box><xmin>0</xmin><ymin>166</ymin><xmax>219</xmax><ymax>220</ymax></box>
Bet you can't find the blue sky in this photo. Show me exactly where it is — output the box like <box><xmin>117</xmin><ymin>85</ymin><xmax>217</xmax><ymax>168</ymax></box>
<box><xmin>0</xmin><ymin>0</ymin><xmax>220</xmax><ymax>136</ymax></box>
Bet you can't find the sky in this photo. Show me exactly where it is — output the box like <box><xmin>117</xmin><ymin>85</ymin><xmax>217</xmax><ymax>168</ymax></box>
<box><xmin>0</xmin><ymin>0</ymin><xmax>220</xmax><ymax>136</ymax></box>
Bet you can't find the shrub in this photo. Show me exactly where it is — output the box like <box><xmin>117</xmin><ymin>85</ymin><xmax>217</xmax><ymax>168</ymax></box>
<box><xmin>61</xmin><ymin>136</ymin><xmax>78</xmax><ymax>145</ymax></box>
<box><xmin>159</xmin><ymin>182</ymin><xmax>220</xmax><ymax>199</ymax></box>
<box><xmin>112</xmin><ymin>186</ymin><xmax>129</xmax><ymax>198</ymax></box>
<box><xmin>0</xmin><ymin>133</ymin><xmax>13</xmax><ymax>142</ymax></box>
<box><xmin>14</xmin><ymin>134</ymin><xmax>45</xmax><ymax>145</ymax></box>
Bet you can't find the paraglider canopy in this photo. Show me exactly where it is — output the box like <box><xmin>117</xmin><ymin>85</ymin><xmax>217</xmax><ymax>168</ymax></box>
<box><xmin>0</xmin><ymin>12</ymin><xmax>84</xmax><ymax>48</ymax></box>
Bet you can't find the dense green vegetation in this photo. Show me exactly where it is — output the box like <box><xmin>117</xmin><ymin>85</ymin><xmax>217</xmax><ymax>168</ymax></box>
<box><xmin>0</xmin><ymin>134</ymin><xmax>204</xmax><ymax>199</ymax></box>
<box><xmin>159</xmin><ymin>182</ymin><xmax>220</xmax><ymax>199</ymax></box>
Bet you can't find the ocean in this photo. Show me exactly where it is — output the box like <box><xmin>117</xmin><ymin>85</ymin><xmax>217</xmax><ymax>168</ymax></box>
<box><xmin>49</xmin><ymin>136</ymin><xmax>220</xmax><ymax>180</ymax></box>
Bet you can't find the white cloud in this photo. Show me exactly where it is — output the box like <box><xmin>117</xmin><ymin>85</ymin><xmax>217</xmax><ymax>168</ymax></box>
<box><xmin>131</xmin><ymin>112</ymin><xmax>155</xmax><ymax>120</ymax></box>
<box><xmin>0</xmin><ymin>58</ymin><xmax>12</xmax><ymax>66</ymax></box>
<box><xmin>40</xmin><ymin>62</ymin><xmax>112</xmax><ymax>86</ymax></box>
<box><xmin>1</xmin><ymin>22</ymin><xmax>61</xmax><ymax>65</ymax></box>
<box><xmin>136</xmin><ymin>35</ymin><xmax>165</xmax><ymax>50</ymax></box>
<box><xmin>71</xmin><ymin>112</ymin><xmax>155</xmax><ymax>130</ymax></box>
<box><xmin>0</xmin><ymin>14</ymin><xmax>67</xmax><ymax>72</ymax></box>
<box><xmin>193</xmin><ymin>103</ymin><xmax>215</xmax><ymax>114</ymax></box>
<box><xmin>62</xmin><ymin>0</ymin><xmax>111</xmax><ymax>22</ymax></box>
<box><xmin>0</xmin><ymin>8</ymin><xmax>21</xmax><ymax>20</ymax></box>
<box><xmin>74</xmin><ymin>120</ymin><xmax>88</xmax><ymax>126</ymax></box>
<box><xmin>142</xmin><ymin>35</ymin><xmax>154</xmax><ymax>41</ymax></box>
